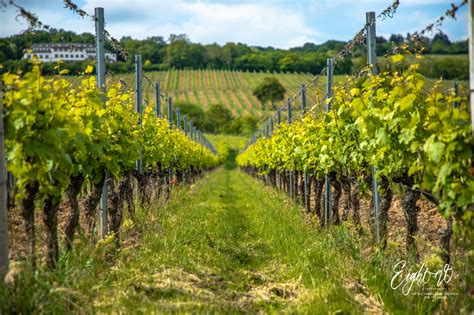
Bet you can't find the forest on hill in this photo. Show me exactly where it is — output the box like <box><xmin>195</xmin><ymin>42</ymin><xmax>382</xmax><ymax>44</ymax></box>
<box><xmin>0</xmin><ymin>29</ymin><xmax>468</xmax><ymax>79</ymax></box>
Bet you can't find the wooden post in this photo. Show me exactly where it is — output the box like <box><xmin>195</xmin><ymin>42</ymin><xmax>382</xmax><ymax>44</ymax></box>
<box><xmin>469</xmin><ymin>0</ymin><xmax>474</xmax><ymax>139</ymax></box>
<box><xmin>324</xmin><ymin>58</ymin><xmax>333</xmax><ymax>226</ymax></box>
<box><xmin>95</xmin><ymin>7</ymin><xmax>108</xmax><ymax>238</ymax></box>
<box><xmin>155</xmin><ymin>82</ymin><xmax>161</xmax><ymax>118</ymax></box>
<box><xmin>0</xmin><ymin>99</ymin><xmax>8</xmax><ymax>276</ymax></box>
<box><xmin>367</xmin><ymin>11</ymin><xmax>380</xmax><ymax>244</ymax></box>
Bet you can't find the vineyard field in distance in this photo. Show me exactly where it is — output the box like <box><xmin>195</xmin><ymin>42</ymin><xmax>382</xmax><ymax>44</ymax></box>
<box><xmin>67</xmin><ymin>69</ymin><xmax>467</xmax><ymax>119</ymax></box>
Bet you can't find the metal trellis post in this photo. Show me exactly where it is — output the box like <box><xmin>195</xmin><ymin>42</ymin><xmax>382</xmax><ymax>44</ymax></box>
<box><xmin>168</xmin><ymin>96</ymin><xmax>173</xmax><ymax>130</ymax></box>
<box><xmin>301</xmin><ymin>84</ymin><xmax>307</xmax><ymax>113</ymax></box>
<box><xmin>167</xmin><ymin>96</ymin><xmax>173</xmax><ymax>187</ymax></box>
<box><xmin>469</xmin><ymin>0</ymin><xmax>474</xmax><ymax>139</ymax></box>
<box><xmin>96</xmin><ymin>7</ymin><xmax>108</xmax><ymax>238</ymax></box>
<box><xmin>367</xmin><ymin>11</ymin><xmax>380</xmax><ymax>244</ymax></box>
<box><xmin>453</xmin><ymin>82</ymin><xmax>459</xmax><ymax>109</ymax></box>
<box><xmin>301</xmin><ymin>83</ymin><xmax>308</xmax><ymax>210</ymax></box>
<box><xmin>176</xmin><ymin>108</ymin><xmax>181</xmax><ymax>130</ymax></box>
<box><xmin>287</xmin><ymin>98</ymin><xmax>292</xmax><ymax>123</ymax></box>
<box><xmin>135</xmin><ymin>54</ymin><xmax>143</xmax><ymax>175</ymax></box>
<box><xmin>0</xmin><ymin>97</ymin><xmax>8</xmax><ymax>276</ymax></box>
<box><xmin>324</xmin><ymin>57</ymin><xmax>334</xmax><ymax>226</ymax></box>
<box><xmin>155</xmin><ymin>82</ymin><xmax>161</xmax><ymax>118</ymax></box>
<box><xmin>287</xmin><ymin>98</ymin><xmax>294</xmax><ymax>197</ymax></box>
<box><xmin>304</xmin><ymin>169</ymin><xmax>309</xmax><ymax>211</ymax></box>
<box><xmin>184</xmin><ymin>115</ymin><xmax>188</xmax><ymax>135</ymax></box>
<box><xmin>276</xmin><ymin>108</ymin><xmax>282</xmax><ymax>191</ymax></box>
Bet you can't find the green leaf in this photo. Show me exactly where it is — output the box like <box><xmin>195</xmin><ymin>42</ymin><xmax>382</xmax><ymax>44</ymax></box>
<box><xmin>398</xmin><ymin>94</ymin><xmax>416</xmax><ymax>111</ymax></box>
<box><xmin>423</xmin><ymin>138</ymin><xmax>445</xmax><ymax>163</ymax></box>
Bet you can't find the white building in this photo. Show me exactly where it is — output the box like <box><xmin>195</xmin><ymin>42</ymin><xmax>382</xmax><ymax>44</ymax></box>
<box><xmin>23</xmin><ymin>43</ymin><xmax>117</xmax><ymax>63</ymax></box>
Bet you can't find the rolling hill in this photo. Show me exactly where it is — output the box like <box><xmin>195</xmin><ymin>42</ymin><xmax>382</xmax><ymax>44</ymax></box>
<box><xmin>68</xmin><ymin>68</ymin><xmax>465</xmax><ymax>119</ymax></box>
<box><xmin>69</xmin><ymin>69</ymin><xmax>347</xmax><ymax>118</ymax></box>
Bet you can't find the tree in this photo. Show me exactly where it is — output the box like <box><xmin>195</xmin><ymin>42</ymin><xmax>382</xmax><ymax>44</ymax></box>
<box><xmin>204</xmin><ymin>104</ymin><xmax>233</xmax><ymax>133</ymax></box>
<box><xmin>431</xmin><ymin>33</ymin><xmax>452</xmax><ymax>54</ymax></box>
<box><xmin>279</xmin><ymin>52</ymin><xmax>304</xmax><ymax>72</ymax></box>
<box><xmin>175</xmin><ymin>102</ymin><xmax>206</xmax><ymax>130</ymax></box>
<box><xmin>164</xmin><ymin>34</ymin><xmax>192</xmax><ymax>68</ymax></box>
<box><xmin>204</xmin><ymin>43</ymin><xmax>231</xmax><ymax>69</ymax></box>
<box><xmin>252</xmin><ymin>77</ymin><xmax>286</xmax><ymax>110</ymax></box>
<box><xmin>432</xmin><ymin>33</ymin><xmax>451</xmax><ymax>45</ymax></box>
<box><xmin>389</xmin><ymin>34</ymin><xmax>404</xmax><ymax>44</ymax></box>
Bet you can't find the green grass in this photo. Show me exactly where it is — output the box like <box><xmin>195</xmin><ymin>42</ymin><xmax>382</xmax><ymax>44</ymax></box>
<box><xmin>90</xmin><ymin>169</ymin><xmax>361</xmax><ymax>313</ymax></box>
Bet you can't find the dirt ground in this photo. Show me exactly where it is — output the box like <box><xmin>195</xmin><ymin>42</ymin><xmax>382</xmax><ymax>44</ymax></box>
<box><xmin>359</xmin><ymin>196</ymin><xmax>447</xmax><ymax>255</ymax></box>
<box><xmin>276</xmin><ymin>174</ymin><xmax>448</xmax><ymax>259</ymax></box>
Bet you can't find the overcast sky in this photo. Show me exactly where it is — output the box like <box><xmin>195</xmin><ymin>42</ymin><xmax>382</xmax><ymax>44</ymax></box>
<box><xmin>0</xmin><ymin>0</ymin><xmax>468</xmax><ymax>49</ymax></box>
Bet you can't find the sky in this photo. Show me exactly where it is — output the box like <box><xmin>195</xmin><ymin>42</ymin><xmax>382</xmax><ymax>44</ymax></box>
<box><xmin>0</xmin><ymin>0</ymin><xmax>468</xmax><ymax>49</ymax></box>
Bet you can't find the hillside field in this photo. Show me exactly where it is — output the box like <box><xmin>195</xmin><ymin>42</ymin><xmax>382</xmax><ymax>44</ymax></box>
<box><xmin>68</xmin><ymin>69</ymin><xmax>356</xmax><ymax>119</ymax></box>
<box><xmin>68</xmin><ymin>68</ymin><xmax>466</xmax><ymax>121</ymax></box>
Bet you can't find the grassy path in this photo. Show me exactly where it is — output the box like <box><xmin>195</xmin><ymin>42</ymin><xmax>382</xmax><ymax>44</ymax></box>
<box><xmin>91</xmin><ymin>168</ymin><xmax>391</xmax><ymax>314</ymax></box>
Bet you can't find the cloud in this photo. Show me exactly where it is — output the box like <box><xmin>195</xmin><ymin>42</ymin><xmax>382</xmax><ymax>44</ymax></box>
<box><xmin>0</xmin><ymin>0</ymin><xmax>467</xmax><ymax>47</ymax></box>
<box><xmin>79</xmin><ymin>0</ymin><xmax>322</xmax><ymax>48</ymax></box>
<box><xmin>0</xmin><ymin>0</ymin><xmax>96</xmax><ymax>36</ymax></box>
<box><xmin>329</xmin><ymin>0</ymin><xmax>453</xmax><ymax>4</ymax></box>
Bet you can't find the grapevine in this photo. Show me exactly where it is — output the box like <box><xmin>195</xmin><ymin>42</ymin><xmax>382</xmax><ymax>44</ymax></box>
<box><xmin>237</xmin><ymin>54</ymin><xmax>473</xmax><ymax>255</ymax></box>
<box><xmin>2</xmin><ymin>60</ymin><xmax>218</xmax><ymax>267</ymax></box>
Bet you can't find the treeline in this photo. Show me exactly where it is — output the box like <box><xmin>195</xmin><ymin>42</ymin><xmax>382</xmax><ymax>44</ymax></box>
<box><xmin>174</xmin><ymin>102</ymin><xmax>259</xmax><ymax>135</ymax></box>
<box><xmin>0</xmin><ymin>29</ymin><xmax>468</xmax><ymax>79</ymax></box>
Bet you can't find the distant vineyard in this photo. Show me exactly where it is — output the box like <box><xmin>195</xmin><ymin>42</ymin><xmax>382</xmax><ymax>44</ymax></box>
<box><xmin>68</xmin><ymin>69</ymin><xmax>345</xmax><ymax>118</ymax></box>
<box><xmin>67</xmin><ymin>69</ymin><xmax>465</xmax><ymax>120</ymax></box>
